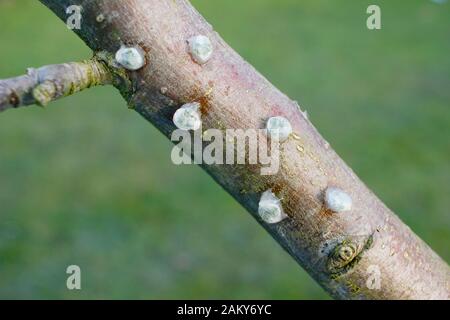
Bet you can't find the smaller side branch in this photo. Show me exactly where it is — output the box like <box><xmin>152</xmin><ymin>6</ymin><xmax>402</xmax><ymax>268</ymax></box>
<box><xmin>0</xmin><ymin>58</ymin><xmax>112</xmax><ymax>112</ymax></box>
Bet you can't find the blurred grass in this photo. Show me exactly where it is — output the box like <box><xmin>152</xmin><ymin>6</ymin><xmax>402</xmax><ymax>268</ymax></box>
<box><xmin>0</xmin><ymin>0</ymin><xmax>448</xmax><ymax>299</ymax></box>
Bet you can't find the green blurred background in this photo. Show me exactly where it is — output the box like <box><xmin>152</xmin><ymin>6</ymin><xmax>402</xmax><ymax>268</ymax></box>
<box><xmin>0</xmin><ymin>0</ymin><xmax>448</xmax><ymax>299</ymax></box>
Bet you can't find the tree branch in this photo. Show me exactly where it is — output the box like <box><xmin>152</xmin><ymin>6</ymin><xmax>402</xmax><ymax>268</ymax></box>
<box><xmin>10</xmin><ymin>0</ymin><xmax>446</xmax><ymax>299</ymax></box>
<box><xmin>0</xmin><ymin>57</ymin><xmax>112</xmax><ymax>112</ymax></box>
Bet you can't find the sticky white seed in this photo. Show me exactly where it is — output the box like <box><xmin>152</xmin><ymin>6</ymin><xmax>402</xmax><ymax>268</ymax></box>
<box><xmin>188</xmin><ymin>35</ymin><xmax>213</xmax><ymax>65</ymax></box>
<box><xmin>325</xmin><ymin>187</ymin><xmax>352</xmax><ymax>213</ymax></box>
<box><xmin>173</xmin><ymin>102</ymin><xmax>202</xmax><ymax>131</ymax></box>
<box><xmin>258</xmin><ymin>190</ymin><xmax>287</xmax><ymax>224</ymax></box>
<box><xmin>266</xmin><ymin>116</ymin><xmax>292</xmax><ymax>142</ymax></box>
<box><xmin>115</xmin><ymin>46</ymin><xmax>145</xmax><ymax>71</ymax></box>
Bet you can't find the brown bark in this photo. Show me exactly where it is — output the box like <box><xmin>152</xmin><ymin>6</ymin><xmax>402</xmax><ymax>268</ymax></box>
<box><xmin>6</xmin><ymin>0</ymin><xmax>446</xmax><ymax>299</ymax></box>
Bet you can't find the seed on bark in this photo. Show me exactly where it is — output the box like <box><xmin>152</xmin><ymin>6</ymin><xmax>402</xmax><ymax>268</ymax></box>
<box><xmin>188</xmin><ymin>35</ymin><xmax>213</xmax><ymax>65</ymax></box>
<box><xmin>258</xmin><ymin>190</ymin><xmax>287</xmax><ymax>224</ymax></box>
<box><xmin>266</xmin><ymin>116</ymin><xmax>292</xmax><ymax>142</ymax></box>
<box><xmin>173</xmin><ymin>102</ymin><xmax>202</xmax><ymax>131</ymax></box>
<box><xmin>325</xmin><ymin>187</ymin><xmax>352</xmax><ymax>213</ymax></box>
<box><xmin>115</xmin><ymin>46</ymin><xmax>146</xmax><ymax>71</ymax></box>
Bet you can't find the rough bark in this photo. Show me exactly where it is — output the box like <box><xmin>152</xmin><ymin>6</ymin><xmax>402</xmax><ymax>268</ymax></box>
<box><xmin>6</xmin><ymin>0</ymin><xmax>446</xmax><ymax>299</ymax></box>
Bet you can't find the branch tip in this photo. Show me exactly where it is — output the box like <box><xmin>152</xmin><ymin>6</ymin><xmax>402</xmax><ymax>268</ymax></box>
<box><xmin>0</xmin><ymin>57</ymin><xmax>112</xmax><ymax>112</ymax></box>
